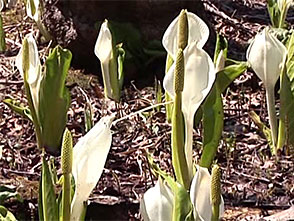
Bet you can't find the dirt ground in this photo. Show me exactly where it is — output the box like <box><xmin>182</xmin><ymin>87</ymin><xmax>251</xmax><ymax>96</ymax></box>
<box><xmin>1</xmin><ymin>0</ymin><xmax>294</xmax><ymax>220</ymax></box>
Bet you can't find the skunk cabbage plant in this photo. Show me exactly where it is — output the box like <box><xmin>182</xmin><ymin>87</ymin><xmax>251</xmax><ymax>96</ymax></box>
<box><xmin>140</xmin><ymin>166</ymin><xmax>224</xmax><ymax>221</ymax></box>
<box><xmin>26</xmin><ymin>0</ymin><xmax>40</xmax><ymax>22</ymax></box>
<box><xmin>71</xmin><ymin>115</ymin><xmax>114</xmax><ymax>221</ymax></box>
<box><xmin>140</xmin><ymin>177</ymin><xmax>173</xmax><ymax>221</ymax></box>
<box><xmin>15</xmin><ymin>33</ymin><xmax>71</xmax><ymax>155</ymax></box>
<box><xmin>190</xmin><ymin>166</ymin><xmax>224</xmax><ymax>221</ymax></box>
<box><xmin>246</xmin><ymin>28</ymin><xmax>287</xmax><ymax>152</ymax></box>
<box><xmin>277</xmin><ymin>0</ymin><xmax>293</xmax><ymax>12</ymax></box>
<box><xmin>162</xmin><ymin>10</ymin><xmax>209</xmax><ymax>123</ymax></box>
<box><xmin>163</xmin><ymin>39</ymin><xmax>215</xmax><ymax>179</ymax></box>
<box><xmin>94</xmin><ymin>20</ymin><xmax>124</xmax><ymax>102</ymax></box>
<box><xmin>25</xmin><ymin>0</ymin><xmax>52</xmax><ymax>41</ymax></box>
<box><xmin>15</xmin><ymin>33</ymin><xmax>43</xmax><ymax>147</ymax></box>
<box><xmin>277</xmin><ymin>0</ymin><xmax>293</xmax><ymax>27</ymax></box>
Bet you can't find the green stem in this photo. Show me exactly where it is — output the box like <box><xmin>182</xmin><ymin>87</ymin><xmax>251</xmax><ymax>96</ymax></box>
<box><xmin>62</xmin><ymin>174</ymin><xmax>71</xmax><ymax>221</ymax></box>
<box><xmin>0</xmin><ymin>14</ymin><xmax>6</xmax><ymax>53</ymax></box>
<box><xmin>278</xmin><ymin>4</ymin><xmax>288</xmax><ymax>28</ymax></box>
<box><xmin>277</xmin><ymin>119</ymin><xmax>285</xmax><ymax>150</ymax></box>
<box><xmin>172</xmin><ymin>93</ymin><xmax>190</xmax><ymax>190</ymax></box>
<box><xmin>36</xmin><ymin>20</ymin><xmax>52</xmax><ymax>43</ymax></box>
<box><xmin>277</xmin><ymin>67</ymin><xmax>287</xmax><ymax>150</ymax></box>
<box><xmin>109</xmin><ymin>53</ymin><xmax>120</xmax><ymax>102</ymax></box>
<box><xmin>211</xmin><ymin>204</ymin><xmax>220</xmax><ymax>221</ymax></box>
<box><xmin>265</xmin><ymin>86</ymin><xmax>278</xmax><ymax>154</ymax></box>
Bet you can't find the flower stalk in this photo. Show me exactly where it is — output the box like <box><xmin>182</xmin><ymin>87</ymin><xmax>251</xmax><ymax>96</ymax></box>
<box><xmin>211</xmin><ymin>165</ymin><xmax>221</xmax><ymax>221</ymax></box>
<box><xmin>61</xmin><ymin>128</ymin><xmax>73</xmax><ymax>221</ymax></box>
<box><xmin>172</xmin><ymin>49</ymin><xmax>190</xmax><ymax>190</ymax></box>
<box><xmin>246</xmin><ymin>28</ymin><xmax>287</xmax><ymax>155</ymax></box>
<box><xmin>265</xmin><ymin>85</ymin><xmax>278</xmax><ymax>150</ymax></box>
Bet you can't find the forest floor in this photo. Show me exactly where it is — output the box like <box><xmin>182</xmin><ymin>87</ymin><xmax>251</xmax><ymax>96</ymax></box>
<box><xmin>1</xmin><ymin>0</ymin><xmax>294</xmax><ymax>220</ymax></box>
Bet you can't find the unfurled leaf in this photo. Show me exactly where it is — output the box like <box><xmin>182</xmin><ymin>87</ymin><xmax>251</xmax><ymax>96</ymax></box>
<box><xmin>39</xmin><ymin>46</ymin><xmax>71</xmax><ymax>155</ymax></box>
<box><xmin>200</xmin><ymin>34</ymin><xmax>228</xmax><ymax>168</ymax></box>
<box><xmin>278</xmin><ymin>68</ymin><xmax>294</xmax><ymax>150</ymax></box>
<box><xmin>200</xmin><ymin>84</ymin><xmax>223</xmax><ymax>168</ymax></box>
<box><xmin>216</xmin><ymin>61</ymin><xmax>248</xmax><ymax>93</ymax></box>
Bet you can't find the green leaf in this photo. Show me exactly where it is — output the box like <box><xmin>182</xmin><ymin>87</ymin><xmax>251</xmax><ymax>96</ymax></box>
<box><xmin>267</xmin><ymin>0</ymin><xmax>280</xmax><ymax>28</ymax></box>
<box><xmin>146</xmin><ymin>152</ymin><xmax>193</xmax><ymax>221</ymax></box>
<box><xmin>0</xmin><ymin>185</ymin><xmax>23</xmax><ymax>204</ymax></box>
<box><xmin>249</xmin><ymin>111</ymin><xmax>275</xmax><ymax>152</ymax></box>
<box><xmin>0</xmin><ymin>205</ymin><xmax>17</xmax><ymax>221</ymax></box>
<box><xmin>117</xmin><ymin>44</ymin><xmax>125</xmax><ymax>91</ymax></box>
<box><xmin>286</xmin><ymin>31</ymin><xmax>294</xmax><ymax>96</ymax></box>
<box><xmin>172</xmin><ymin>183</ymin><xmax>194</xmax><ymax>221</ymax></box>
<box><xmin>194</xmin><ymin>107</ymin><xmax>203</xmax><ymax>128</ymax></box>
<box><xmin>199</xmin><ymin>35</ymin><xmax>229</xmax><ymax>168</ymax></box>
<box><xmin>0</xmin><ymin>14</ymin><xmax>6</xmax><ymax>53</ymax></box>
<box><xmin>39</xmin><ymin>46</ymin><xmax>72</xmax><ymax>155</ymax></box>
<box><xmin>200</xmin><ymin>84</ymin><xmax>223</xmax><ymax>168</ymax></box>
<box><xmin>213</xmin><ymin>34</ymin><xmax>228</xmax><ymax>64</ymax></box>
<box><xmin>278</xmin><ymin>68</ymin><xmax>294</xmax><ymax>149</ymax></box>
<box><xmin>217</xmin><ymin>61</ymin><xmax>248</xmax><ymax>93</ymax></box>
<box><xmin>41</xmin><ymin>157</ymin><xmax>58</xmax><ymax>221</ymax></box>
<box><xmin>172</xmin><ymin>94</ymin><xmax>190</xmax><ymax>190</ymax></box>
<box><xmin>155</xmin><ymin>78</ymin><xmax>163</xmax><ymax>112</ymax></box>
<box><xmin>3</xmin><ymin>98</ymin><xmax>32</xmax><ymax>121</ymax></box>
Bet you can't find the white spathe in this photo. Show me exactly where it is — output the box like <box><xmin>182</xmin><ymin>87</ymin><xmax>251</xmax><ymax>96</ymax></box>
<box><xmin>26</xmin><ymin>0</ymin><xmax>40</xmax><ymax>22</ymax></box>
<box><xmin>71</xmin><ymin>115</ymin><xmax>114</xmax><ymax>221</ymax></box>
<box><xmin>163</xmin><ymin>42</ymin><xmax>215</xmax><ymax>178</ymax></box>
<box><xmin>162</xmin><ymin>10</ymin><xmax>209</xmax><ymax>58</ymax></box>
<box><xmin>190</xmin><ymin>166</ymin><xmax>224</xmax><ymax>221</ymax></box>
<box><xmin>0</xmin><ymin>0</ymin><xmax>4</xmax><ymax>11</ymax></box>
<box><xmin>246</xmin><ymin>28</ymin><xmax>287</xmax><ymax>88</ymax></box>
<box><xmin>140</xmin><ymin>167</ymin><xmax>224</xmax><ymax>221</ymax></box>
<box><xmin>15</xmin><ymin>33</ymin><xmax>42</xmax><ymax>116</ymax></box>
<box><xmin>140</xmin><ymin>177</ymin><xmax>173</xmax><ymax>221</ymax></box>
<box><xmin>246</xmin><ymin>27</ymin><xmax>287</xmax><ymax>149</ymax></box>
<box><xmin>94</xmin><ymin>19</ymin><xmax>113</xmax><ymax>98</ymax></box>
